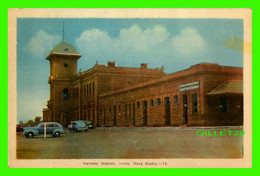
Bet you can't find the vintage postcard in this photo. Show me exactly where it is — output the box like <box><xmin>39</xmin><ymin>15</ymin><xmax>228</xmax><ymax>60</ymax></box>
<box><xmin>8</xmin><ymin>8</ymin><xmax>252</xmax><ymax>168</ymax></box>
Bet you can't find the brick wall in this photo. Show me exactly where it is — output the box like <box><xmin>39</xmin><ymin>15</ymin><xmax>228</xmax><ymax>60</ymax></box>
<box><xmin>98</xmin><ymin>63</ymin><xmax>243</xmax><ymax>127</ymax></box>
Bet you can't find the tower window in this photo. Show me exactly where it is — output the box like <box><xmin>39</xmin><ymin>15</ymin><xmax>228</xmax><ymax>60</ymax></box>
<box><xmin>64</xmin><ymin>48</ymin><xmax>69</xmax><ymax>51</ymax></box>
<box><xmin>64</xmin><ymin>63</ymin><xmax>68</xmax><ymax>67</ymax></box>
<box><xmin>62</xmin><ymin>88</ymin><xmax>69</xmax><ymax>100</ymax></box>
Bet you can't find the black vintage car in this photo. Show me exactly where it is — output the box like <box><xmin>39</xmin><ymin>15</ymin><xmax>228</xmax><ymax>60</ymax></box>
<box><xmin>85</xmin><ymin>121</ymin><xmax>95</xmax><ymax>129</ymax></box>
<box><xmin>23</xmin><ymin>122</ymin><xmax>65</xmax><ymax>138</ymax></box>
<box><xmin>16</xmin><ymin>124</ymin><xmax>23</xmax><ymax>132</ymax></box>
<box><xmin>68</xmin><ymin>121</ymin><xmax>88</xmax><ymax>132</ymax></box>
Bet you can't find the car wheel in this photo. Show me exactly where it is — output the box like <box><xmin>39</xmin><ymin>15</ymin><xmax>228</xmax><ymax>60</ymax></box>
<box><xmin>26</xmin><ymin>132</ymin><xmax>34</xmax><ymax>138</ymax></box>
<box><xmin>85</xmin><ymin>129</ymin><xmax>88</xmax><ymax>132</ymax></box>
<box><xmin>54</xmin><ymin>132</ymin><xmax>60</xmax><ymax>137</ymax></box>
<box><xmin>75</xmin><ymin>129</ymin><xmax>79</xmax><ymax>133</ymax></box>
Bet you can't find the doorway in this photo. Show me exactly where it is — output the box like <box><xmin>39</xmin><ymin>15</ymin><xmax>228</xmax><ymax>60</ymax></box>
<box><xmin>164</xmin><ymin>97</ymin><xmax>171</xmax><ymax>125</ymax></box>
<box><xmin>183</xmin><ymin>95</ymin><xmax>188</xmax><ymax>124</ymax></box>
<box><xmin>104</xmin><ymin>108</ymin><xmax>106</xmax><ymax>126</ymax></box>
<box><xmin>133</xmin><ymin>103</ymin><xmax>136</xmax><ymax>126</ymax></box>
<box><xmin>143</xmin><ymin>101</ymin><xmax>147</xmax><ymax>126</ymax></box>
<box><xmin>113</xmin><ymin>105</ymin><xmax>117</xmax><ymax>126</ymax></box>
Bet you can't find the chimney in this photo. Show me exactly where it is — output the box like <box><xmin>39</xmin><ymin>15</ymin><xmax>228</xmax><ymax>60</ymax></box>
<box><xmin>141</xmin><ymin>63</ymin><xmax>148</xmax><ymax>69</ymax></box>
<box><xmin>108</xmin><ymin>61</ymin><xmax>116</xmax><ymax>67</ymax></box>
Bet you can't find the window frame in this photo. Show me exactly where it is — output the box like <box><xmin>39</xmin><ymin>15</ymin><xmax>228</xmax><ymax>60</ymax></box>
<box><xmin>157</xmin><ymin>98</ymin><xmax>161</xmax><ymax>106</ymax></box>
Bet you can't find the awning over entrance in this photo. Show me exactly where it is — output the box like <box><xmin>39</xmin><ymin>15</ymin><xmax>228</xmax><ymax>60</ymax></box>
<box><xmin>207</xmin><ymin>80</ymin><xmax>243</xmax><ymax>95</ymax></box>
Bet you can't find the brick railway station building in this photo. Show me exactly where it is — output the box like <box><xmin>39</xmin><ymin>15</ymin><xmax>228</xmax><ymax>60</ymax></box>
<box><xmin>43</xmin><ymin>41</ymin><xmax>243</xmax><ymax>127</ymax></box>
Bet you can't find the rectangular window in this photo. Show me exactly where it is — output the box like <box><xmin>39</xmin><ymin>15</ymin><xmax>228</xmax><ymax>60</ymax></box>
<box><xmin>157</xmin><ymin>98</ymin><xmax>161</xmax><ymax>106</ymax></box>
<box><xmin>84</xmin><ymin>85</ymin><xmax>86</xmax><ymax>97</ymax></box>
<box><xmin>47</xmin><ymin>123</ymin><xmax>54</xmax><ymax>127</ymax></box>
<box><xmin>125</xmin><ymin>104</ymin><xmax>128</xmax><ymax>119</ymax></box>
<box><xmin>129</xmin><ymin>104</ymin><xmax>132</xmax><ymax>118</ymax></box>
<box><xmin>137</xmin><ymin>102</ymin><xmax>140</xmax><ymax>108</ymax></box>
<box><xmin>150</xmin><ymin>100</ymin><xmax>154</xmax><ymax>107</ymax></box>
<box><xmin>53</xmin><ymin>124</ymin><xmax>59</xmax><ymax>127</ymax></box>
<box><xmin>89</xmin><ymin>84</ymin><xmax>92</xmax><ymax>96</ymax></box>
<box><xmin>87</xmin><ymin>84</ymin><xmax>89</xmax><ymax>97</ymax></box>
<box><xmin>174</xmin><ymin>95</ymin><xmax>178</xmax><ymax>104</ymax></box>
<box><xmin>192</xmin><ymin>93</ymin><xmax>198</xmax><ymax>113</ymax></box>
<box><xmin>219</xmin><ymin>97</ymin><xmax>227</xmax><ymax>113</ymax></box>
<box><xmin>92</xmin><ymin>82</ymin><xmax>95</xmax><ymax>95</ymax></box>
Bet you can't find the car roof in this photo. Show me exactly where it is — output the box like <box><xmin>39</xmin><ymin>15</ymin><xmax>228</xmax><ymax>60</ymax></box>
<box><xmin>72</xmin><ymin>121</ymin><xmax>85</xmax><ymax>124</ymax></box>
<box><xmin>39</xmin><ymin>122</ymin><xmax>61</xmax><ymax>125</ymax></box>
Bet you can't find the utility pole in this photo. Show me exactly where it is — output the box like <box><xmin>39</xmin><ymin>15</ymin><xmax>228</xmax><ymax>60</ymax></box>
<box><xmin>44</xmin><ymin>122</ymin><xmax>47</xmax><ymax>138</ymax></box>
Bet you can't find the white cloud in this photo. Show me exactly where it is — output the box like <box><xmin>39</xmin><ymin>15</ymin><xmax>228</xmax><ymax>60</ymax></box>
<box><xmin>76</xmin><ymin>24</ymin><xmax>172</xmax><ymax>55</ymax></box>
<box><xmin>116</xmin><ymin>24</ymin><xmax>170</xmax><ymax>52</ymax></box>
<box><xmin>75</xmin><ymin>24</ymin><xmax>206</xmax><ymax>70</ymax></box>
<box><xmin>76</xmin><ymin>29</ymin><xmax>112</xmax><ymax>56</ymax></box>
<box><xmin>171</xmin><ymin>27</ymin><xmax>205</xmax><ymax>56</ymax></box>
<box><xmin>23</xmin><ymin>30</ymin><xmax>61</xmax><ymax>58</ymax></box>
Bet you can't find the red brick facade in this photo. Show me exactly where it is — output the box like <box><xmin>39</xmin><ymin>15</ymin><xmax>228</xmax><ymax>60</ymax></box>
<box><xmin>43</xmin><ymin>42</ymin><xmax>243</xmax><ymax>127</ymax></box>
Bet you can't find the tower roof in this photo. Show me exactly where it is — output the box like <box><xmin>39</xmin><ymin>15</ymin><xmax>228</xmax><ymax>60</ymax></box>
<box><xmin>50</xmin><ymin>41</ymin><xmax>80</xmax><ymax>55</ymax></box>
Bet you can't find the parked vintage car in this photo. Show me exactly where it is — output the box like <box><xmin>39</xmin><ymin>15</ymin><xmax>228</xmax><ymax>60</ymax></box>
<box><xmin>23</xmin><ymin>122</ymin><xmax>65</xmax><ymax>138</ymax></box>
<box><xmin>68</xmin><ymin>121</ymin><xmax>88</xmax><ymax>132</ymax></box>
<box><xmin>16</xmin><ymin>124</ymin><xmax>23</xmax><ymax>132</ymax></box>
<box><xmin>85</xmin><ymin>121</ymin><xmax>95</xmax><ymax>129</ymax></box>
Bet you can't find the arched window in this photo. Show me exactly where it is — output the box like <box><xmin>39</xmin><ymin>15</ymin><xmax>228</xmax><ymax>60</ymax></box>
<box><xmin>62</xmin><ymin>88</ymin><xmax>69</xmax><ymax>100</ymax></box>
<box><xmin>150</xmin><ymin>99</ymin><xmax>154</xmax><ymax>107</ymax></box>
<box><xmin>157</xmin><ymin>98</ymin><xmax>161</xmax><ymax>106</ymax></box>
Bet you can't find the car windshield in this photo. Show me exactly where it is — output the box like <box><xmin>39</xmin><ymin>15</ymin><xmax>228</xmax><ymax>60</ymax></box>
<box><xmin>37</xmin><ymin>123</ymin><xmax>46</xmax><ymax>127</ymax></box>
<box><xmin>36</xmin><ymin>123</ymin><xmax>60</xmax><ymax>128</ymax></box>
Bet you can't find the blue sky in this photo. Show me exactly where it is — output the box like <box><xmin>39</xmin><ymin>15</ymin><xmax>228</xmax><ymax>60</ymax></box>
<box><xmin>17</xmin><ymin>18</ymin><xmax>243</xmax><ymax>123</ymax></box>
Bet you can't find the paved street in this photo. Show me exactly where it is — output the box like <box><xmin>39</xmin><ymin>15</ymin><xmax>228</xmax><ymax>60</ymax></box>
<box><xmin>16</xmin><ymin>127</ymin><xmax>243</xmax><ymax>159</ymax></box>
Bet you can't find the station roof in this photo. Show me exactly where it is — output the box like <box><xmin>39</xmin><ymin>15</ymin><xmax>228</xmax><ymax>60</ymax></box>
<box><xmin>50</xmin><ymin>41</ymin><xmax>80</xmax><ymax>55</ymax></box>
<box><xmin>207</xmin><ymin>80</ymin><xmax>243</xmax><ymax>95</ymax></box>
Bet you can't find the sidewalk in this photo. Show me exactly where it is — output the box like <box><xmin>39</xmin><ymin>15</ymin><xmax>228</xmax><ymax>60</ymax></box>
<box><xmin>94</xmin><ymin>126</ymin><xmax>244</xmax><ymax>130</ymax></box>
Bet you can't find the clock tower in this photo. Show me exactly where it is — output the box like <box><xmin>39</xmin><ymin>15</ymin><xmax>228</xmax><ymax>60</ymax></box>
<box><xmin>43</xmin><ymin>41</ymin><xmax>81</xmax><ymax>126</ymax></box>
